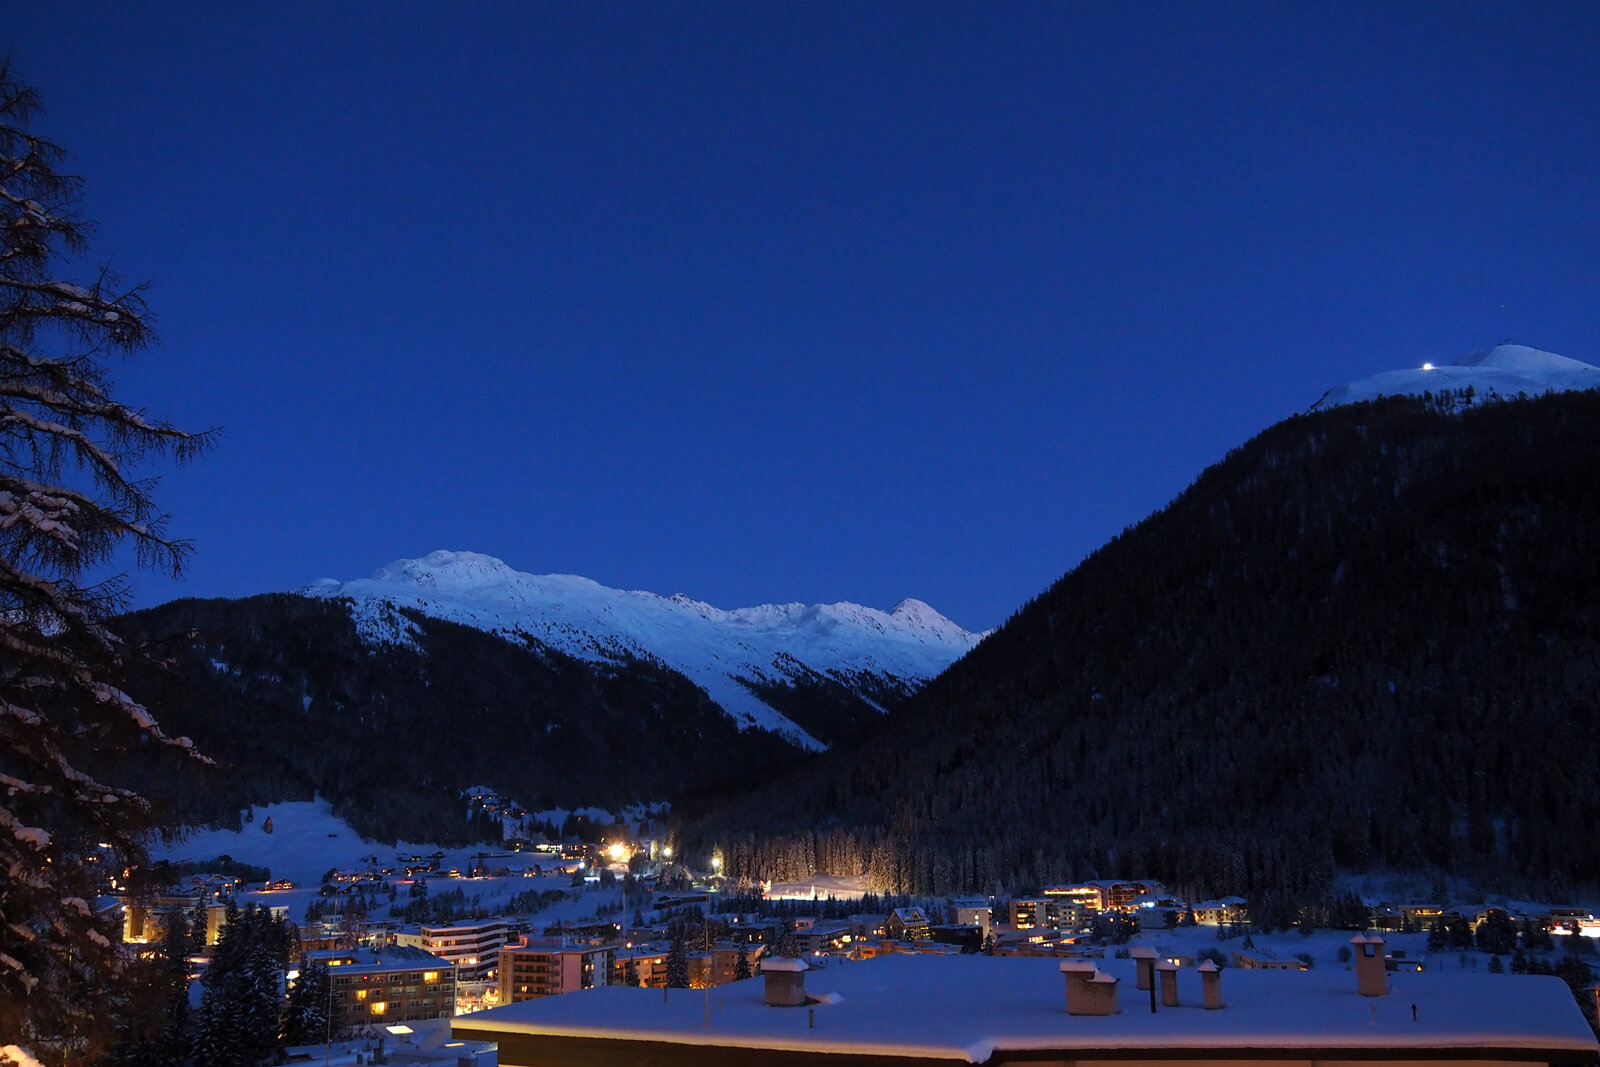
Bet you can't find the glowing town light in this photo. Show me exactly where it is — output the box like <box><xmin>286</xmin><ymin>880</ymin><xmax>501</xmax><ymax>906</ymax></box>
<box><xmin>609</xmin><ymin>843</ymin><xmax>626</xmax><ymax>861</ymax></box>
<box><xmin>663</xmin><ymin>846</ymin><xmax>672</xmax><ymax>859</ymax></box>
<box><xmin>1421</xmin><ymin>362</ymin><xmax>1435</xmax><ymax>370</ymax></box>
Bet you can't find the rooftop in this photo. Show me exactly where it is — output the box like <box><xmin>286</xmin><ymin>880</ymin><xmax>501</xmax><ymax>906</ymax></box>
<box><xmin>453</xmin><ymin>954</ymin><xmax>1598</xmax><ymax>1064</ymax></box>
<box><xmin>308</xmin><ymin>944</ymin><xmax>452</xmax><ymax>970</ymax></box>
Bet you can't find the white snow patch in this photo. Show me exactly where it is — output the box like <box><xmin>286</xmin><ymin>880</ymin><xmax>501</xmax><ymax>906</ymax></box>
<box><xmin>1310</xmin><ymin>344</ymin><xmax>1600</xmax><ymax>412</ymax></box>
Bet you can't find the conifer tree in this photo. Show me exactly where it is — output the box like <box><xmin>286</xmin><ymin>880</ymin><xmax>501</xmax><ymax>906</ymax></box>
<box><xmin>0</xmin><ymin>62</ymin><xmax>213</xmax><ymax>1064</ymax></box>
<box><xmin>665</xmin><ymin>930</ymin><xmax>689</xmax><ymax>989</ymax></box>
<box><xmin>282</xmin><ymin>961</ymin><xmax>330</xmax><ymax>1046</ymax></box>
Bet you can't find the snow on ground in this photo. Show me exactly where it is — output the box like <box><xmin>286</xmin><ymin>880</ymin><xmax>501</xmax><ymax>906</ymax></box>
<box><xmin>152</xmin><ymin>799</ymin><xmax>641</xmax><ymax>930</ymax></box>
<box><xmin>765</xmin><ymin>873</ymin><xmax>871</xmax><ymax>901</ymax></box>
<box><xmin>301</xmin><ymin>551</ymin><xmax>989</xmax><ymax>750</ymax></box>
<box><xmin>1310</xmin><ymin>343</ymin><xmax>1600</xmax><ymax>412</ymax></box>
<box><xmin>154</xmin><ymin>799</ymin><xmax>444</xmax><ymax>885</ymax></box>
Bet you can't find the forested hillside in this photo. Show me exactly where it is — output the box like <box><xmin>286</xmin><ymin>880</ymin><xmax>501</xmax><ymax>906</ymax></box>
<box><xmin>679</xmin><ymin>391</ymin><xmax>1600</xmax><ymax>909</ymax></box>
<box><xmin>113</xmin><ymin>596</ymin><xmax>802</xmax><ymax>843</ymax></box>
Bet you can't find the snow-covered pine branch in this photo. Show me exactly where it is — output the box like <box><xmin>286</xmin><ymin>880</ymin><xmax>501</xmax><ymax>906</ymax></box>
<box><xmin>0</xmin><ymin>60</ymin><xmax>216</xmax><ymax>1065</ymax></box>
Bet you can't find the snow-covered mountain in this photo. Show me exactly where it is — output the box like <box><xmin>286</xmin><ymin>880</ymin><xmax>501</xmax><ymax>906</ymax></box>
<box><xmin>1310</xmin><ymin>343</ymin><xmax>1600</xmax><ymax>412</ymax></box>
<box><xmin>301</xmin><ymin>551</ymin><xmax>986</xmax><ymax>750</ymax></box>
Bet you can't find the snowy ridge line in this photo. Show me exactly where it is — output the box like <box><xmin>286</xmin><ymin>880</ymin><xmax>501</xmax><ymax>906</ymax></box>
<box><xmin>1310</xmin><ymin>343</ymin><xmax>1600</xmax><ymax>412</ymax></box>
<box><xmin>300</xmin><ymin>551</ymin><xmax>988</xmax><ymax>749</ymax></box>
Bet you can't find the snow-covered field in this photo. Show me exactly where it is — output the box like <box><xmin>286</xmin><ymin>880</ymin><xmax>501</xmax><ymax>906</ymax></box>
<box><xmin>151</xmin><ymin>799</ymin><xmax>625</xmax><ymax>929</ymax></box>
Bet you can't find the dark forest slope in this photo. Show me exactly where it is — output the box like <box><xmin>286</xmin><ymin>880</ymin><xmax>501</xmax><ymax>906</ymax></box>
<box><xmin>680</xmin><ymin>391</ymin><xmax>1600</xmax><ymax>906</ymax></box>
<box><xmin>114</xmin><ymin>596</ymin><xmax>801</xmax><ymax>844</ymax></box>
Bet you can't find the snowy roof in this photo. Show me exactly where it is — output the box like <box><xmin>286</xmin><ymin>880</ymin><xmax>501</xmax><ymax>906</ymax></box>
<box><xmin>452</xmin><ymin>954</ymin><xmax>1598</xmax><ymax>1063</ymax></box>
<box><xmin>308</xmin><ymin>944</ymin><xmax>452</xmax><ymax>971</ymax></box>
<box><xmin>759</xmin><ymin>958</ymin><xmax>809</xmax><ymax>973</ymax></box>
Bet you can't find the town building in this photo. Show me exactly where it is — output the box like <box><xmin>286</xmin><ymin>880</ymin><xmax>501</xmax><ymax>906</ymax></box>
<box><xmin>401</xmin><ymin>919</ymin><xmax>513</xmax><ymax>984</ymax></box>
<box><xmin>498</xmin><ymin>937</ymin><xmax>610</xmax><ymax>1002</ymax></box>
<box><xmin>305</xmin><ymin>945</ymin><xmax>456</xmax><ymax>1033</ymax></box>
<box><xmin>612</xmin><ymin>946</ymin><xmax>669</xmax><ymax>988</ymax></box>
<box><xmin>1190</xmin><ymin>896</ymin><xmax>1250</xmax><ymax>925</ymax></box>
<box><xmin>1009</xmin><ymin>896</ymin><xmax>1086</xmax><ymax>931</ymax></box>
<box><xmin>1044</xmin><ymin>880</ymin><xmax>1167</xmax><ymax>914</ymax></box>
<box><xmin>948</xmin><ymin>897</ymin><xmax>993</xmax><ymax>938</ymax></box>
<box><xmin>121</xmin><ymin>892</ymin><xmax>203</xmax><ymax>946</ymax></box>
<box><xmin>886</xmin><ymin>906</ymin><xmax>931</xmax><ymax>941</ymax></box>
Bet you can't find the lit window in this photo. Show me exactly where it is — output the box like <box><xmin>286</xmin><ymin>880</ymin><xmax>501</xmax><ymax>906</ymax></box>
<box><xmin>356</xmin><ymin>989</ymin><xmax>367</xmax><ymax>1001</ymax></box>
<box><xmin>424</xmin><ymin>970</ymin><xmax>439</xmax><ymax>982</ymax></box>
<box><xmin>371</xmin><ymin>1001</ymin><xmax>387</xmax><ymax>1015</ymax></box>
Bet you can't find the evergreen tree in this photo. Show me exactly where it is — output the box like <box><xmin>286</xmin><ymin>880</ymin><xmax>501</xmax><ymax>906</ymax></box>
<box><xmin>776</xmin><ymin>920</ymin><xmax>801</xmax><ymax>959</ymax></box>
<box><xmin>665</xmin><ymin>931</ymin><xmax>690</xmax><ymax>989</ymax></box>
<box><xmin>734</xmin><ymin>945</ymin><xmax>752</xmax><ymax>981</ymax></box>
<box><xmin>100</xmin><ymin>911</ymin><xmax>195</xmax><ymax>1067</ymax></box>
<box><xmin>0</xmin><ymin>61</ymin><xmax>213</xmax><ymax>1064</ymax></box>
<box><xmin>195</xmin><ymin>904</ymin><xmax>291</xmax><ymax>1065</ymax></box>
<box><xmin>282</xmin><ymin>962</ymin><xmax>330</xmax><ymax>1047</ymax></box>
<box><xmin>1476</xmin><ymin>911</ymin><xmax>1517</xmax><ymax>955</ymax></box>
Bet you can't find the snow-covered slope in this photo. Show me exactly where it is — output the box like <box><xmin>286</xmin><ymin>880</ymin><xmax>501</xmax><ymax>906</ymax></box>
<box><xmin>1310</xmin><ymin>343</ymin><xmax>1600</xmax><ymax>412</ymax></box>
<box><xmin>302</xmin><ymin>551</ymin><xmax>986</xmax><ymax>750</ymax></box>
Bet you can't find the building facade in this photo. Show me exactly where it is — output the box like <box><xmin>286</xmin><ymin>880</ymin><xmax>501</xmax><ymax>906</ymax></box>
<box><xmin>306</xmin><ymin>945</ymin><xmax>457</xmax><ymax>1033</ymax></box>
<box><xmin>499</xmin><ymin>938</ymin><xmax>610</xmax><ymax>1002</ymax></box>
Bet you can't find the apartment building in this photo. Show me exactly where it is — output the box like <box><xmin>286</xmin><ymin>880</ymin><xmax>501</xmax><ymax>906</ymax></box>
<box><xmin>404</xmin><ymin>919</ymin><xmax>513</xmax><ymax>984</ymax></box>
<box><xmin>306</xmin><ymin>945</ymin><xmax>456</xmax><ymax>1032</ymax></box>
<box><xmin>499</xmin><ymin>937</ymin><xmax>610</xmax><ymax>1002</ymax></box>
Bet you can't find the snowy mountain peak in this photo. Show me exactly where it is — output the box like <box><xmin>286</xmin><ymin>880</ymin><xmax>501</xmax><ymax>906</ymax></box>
<box><xmin>1311</xmin><ymin>343</ymin><xmax>1600</xmax><ymax>412</ymax></box>
<box><xmin>369</xmin><ymin>549</ymin><xmax>527</xmax><ymax>589</ymax></box>
<box><xmin>301</xmin><ymin>553</ymin><xmax>986</xmax><ymax>751</ymax></box>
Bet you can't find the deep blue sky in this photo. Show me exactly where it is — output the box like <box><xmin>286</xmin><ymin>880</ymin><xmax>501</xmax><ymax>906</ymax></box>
<box><xmin>12</xmin><ymin>2</ymin><xmax>1599</xmax><ymax>630</ymax></box>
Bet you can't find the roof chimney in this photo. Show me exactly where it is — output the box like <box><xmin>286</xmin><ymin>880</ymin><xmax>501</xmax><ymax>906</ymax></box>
<box><xmin>1157</xmin><ymin>960</ymin><xmax>1178</xmax><ymax>1007</ymax></box>
<box><xmin>1083</xmin><ymin>970</ymin><xmax>1120</xmax><ymax>1015</ymax></box>
<box><xmin>760</xmin><ymin>957</ymin><xmax>809</xmax><ymax>1007</ymax></box>
<box><xmin>1061</xmin><ymin>960</ymin><xmax>1117</xmax><ymax>1016</ymax></box>
<box><xmin>1352</xmin><ymin>934</ymin><xmax>1387</xmax><ymax>996</ymax></box>
<box><xmin>1199</xmin><ymin>959</ymin><xmax>1222</xmax><ymax>1009</ymax></box>
<box><xmin>1131</xmin><ymin>946</ymin><xmax>1158</xmax><ymax>990</ymax></box>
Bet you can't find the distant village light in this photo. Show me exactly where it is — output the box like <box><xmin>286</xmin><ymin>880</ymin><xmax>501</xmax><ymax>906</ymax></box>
<box><xmin>609</xmin><ymin>843</ymin><xmax>626</xmax><ymax>861</ymax></box>
<box><xmin>1422</xmin><ymin>362</ymin><xmax>1435</xmax><ymax>370</ymax></box>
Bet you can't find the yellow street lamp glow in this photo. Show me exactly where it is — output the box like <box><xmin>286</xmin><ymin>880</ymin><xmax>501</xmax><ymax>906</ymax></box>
<box><xmin>609</xmin><ymin>843</ymin><xmax>626</xmax><ymax>861</ymax></box>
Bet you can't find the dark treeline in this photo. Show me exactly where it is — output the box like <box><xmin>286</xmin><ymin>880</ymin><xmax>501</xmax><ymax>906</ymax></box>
<box><xmin>679</xmin><ymin>391</ymin><xmax>1600</xmax><ymax>903</ymax></box>
<box><xmin>113</xmin><ymin>597</ymin><xmax>803</xmax><ymax>843</ymax></box>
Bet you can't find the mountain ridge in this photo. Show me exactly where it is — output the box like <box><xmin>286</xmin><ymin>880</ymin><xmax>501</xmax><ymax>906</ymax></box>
<box><xmin>679</xmin><ymin>387</ymin><xmax>1600</xmax><ymax>904</ymax></box>
<box><xmin>301</xmin><ymin>550</ymin><xmax>986</xmax><ymax>749</ymax></box>
<box><xmin>1310</xmin><ymin>342</ymin><xmax>1599</xmax><ymax>412</ymax></box>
